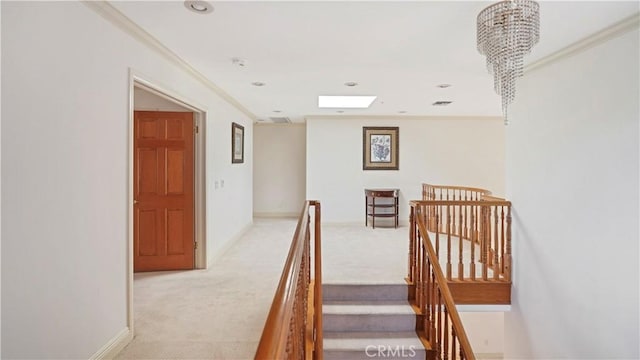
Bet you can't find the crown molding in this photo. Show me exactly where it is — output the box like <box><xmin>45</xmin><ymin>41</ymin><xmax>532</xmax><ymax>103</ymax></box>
<box><xmin>82</xmin><ymin>1</ymin><xmax>256</xmax><ymax>121</ymax></box>
<box><xmin>304</xmin><ymin>115</ymin><xmax>504</xmax><ymax>122</ymax></box>
<box><xmin>525</xmin><ymin>12</ymin><xmax>640</xmax><ymax>74</ymax></box>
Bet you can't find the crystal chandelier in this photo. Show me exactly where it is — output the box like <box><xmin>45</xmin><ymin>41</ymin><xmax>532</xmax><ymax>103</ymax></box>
<box><xmin>477</xmin><ymin>0</ymin><xmax>540</xmax><ymax>124</ymax></box>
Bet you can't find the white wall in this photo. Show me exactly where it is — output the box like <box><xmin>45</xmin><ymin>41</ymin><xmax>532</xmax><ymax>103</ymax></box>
<box><xmin>253</xmin><ymin>124</ymin><xmax>306</xmax><ymax>217</ymax></box>
<box><xmin>459</xmin><ymin>312</ymin><xmax>504</xmax><ymax>356</ymax></box>
<box><xmin>0</xmin><ymin>2</ymin><xmax>3</xmax><ymax>355</ymax></box>
<box><xmin>504</xmin><ymin>28</ymin><xmax>639</xmax><ymax>359</ymax></box>
<box><xmin>306</xmin><ymin>117</ymin><xmax>505</xmax><ymax>224</ymax></box>
<box><xmin>1</xmin><ymin>2</ymin><xmax>253</xmax><ymax>358</ymax></box>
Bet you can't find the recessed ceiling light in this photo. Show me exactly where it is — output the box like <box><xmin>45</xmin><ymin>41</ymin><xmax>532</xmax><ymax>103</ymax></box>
<box><xmin>436</xmin><ymin>84</ymin><xmax>452</xmax><ymax>88</ymax></box>
<box><xmin>318</xmin><ymin>95</ymin><xmax>377</xmax><ymax>109</ymax></box>
<box><xmin>232</xmin><ymin>57</ymin><xmax>246</xmax><ymax>67</ymax></box>
<box><xmin>273</xmin><ymin>110</ymin><xmax>282</xmax><ymax>113</ymax></box>
<box><xmin>251</xmin><ymin>82</ymin><xmax>265</xmax><ymax>87</ymax></box>
<box><xmin>184</xmin><ymin>1</ymin><xmax>213</xmax><ymax>14</ymax></box>
<box><xmin>336</xmin><ymin>110</ymin><xmax>345</xmax><ymax>113</ymax></box>
<box><xmin>432</xmin><ymin>101</ymin><xmax>453</xmax><ymax>106</ymax></box>
<box><xmin>344</xmin><ymin>82</ymin><xmax>358</xmax><ymax>87</ymax></box>
<box><xmin>398</xmin><ymin>110</ymin><xmax>407</xmax><ymax>114</ymax></box>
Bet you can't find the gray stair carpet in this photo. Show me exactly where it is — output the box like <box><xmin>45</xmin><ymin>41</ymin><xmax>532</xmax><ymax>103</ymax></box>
<box><xmin>322</xmin><ymin>283</ymin><xmax>425</xmax><ymax>360</ymax></box>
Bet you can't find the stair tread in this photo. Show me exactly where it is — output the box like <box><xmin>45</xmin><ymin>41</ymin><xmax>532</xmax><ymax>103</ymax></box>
<box><xmin>324</xmin><ymin>303</ymin><xmax>414</xmax><ymax>315</ymax></box>
<box><xmin>324</xmin><ymin>331</ymin><xmax>419</xmax><ymax>339</ymax></box>
<box><xmin>323</xmin><ymin>283</ymin><xmax>409</xmax><ymax>302</ymax></box>
<box><xmin>324</xmin><ymin>300</ymin><xmax>410</xmax><ymax>306</ymax></box>
<box><xmin>324</xmin><ymin>336</ymin><xmax>424</xmax><ymax>350</ymax></box>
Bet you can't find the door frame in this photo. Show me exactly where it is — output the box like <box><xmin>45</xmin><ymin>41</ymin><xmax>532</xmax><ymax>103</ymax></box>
<box><xmin>127</xmin><ymin>69</ymin><xmax>208</xmax><ymax>333</ymax></box>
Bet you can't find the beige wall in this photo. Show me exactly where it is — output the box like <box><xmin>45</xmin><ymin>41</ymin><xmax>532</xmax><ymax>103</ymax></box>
<box><xmin>306</xmin><ymin>117</ymin><xmax>505</xmax><ymax>224</ymax></box>
<box><xmin>253</xmin><ymin>124</ymin><xmax>306</xmax><ymax>216</ymax></box>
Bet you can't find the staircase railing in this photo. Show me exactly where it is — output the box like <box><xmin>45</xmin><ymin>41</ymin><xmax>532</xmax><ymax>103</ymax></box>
<box><xmin>420</xmin><ymin>184</ymin><xmax>512</xmax><ymax>282</ymax></box>
<box><xmin>255</xmin><ymin>201</ymin><xmax>323</xmax><ymax>360</ymax></box>
<box><xmin>423</xmin><ymin>183</ymin><xmax>492</xmax><ymax>202</ymax></box>
<box><xmin>410</xmin><ymin>203</ymin><xmax>476</xmax><ymax>360</ymax></box>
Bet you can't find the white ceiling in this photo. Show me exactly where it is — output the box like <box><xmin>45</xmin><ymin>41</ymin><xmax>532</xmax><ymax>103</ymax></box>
<box><xmin>111</xmin><ymin>1</ymin><xmax>639</xmax><ymax>123</ymax></box>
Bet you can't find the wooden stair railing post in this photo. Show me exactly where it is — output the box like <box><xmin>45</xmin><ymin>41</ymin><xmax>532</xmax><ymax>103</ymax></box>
<box><xmin>408</xmin><ymin>204</ymin><xmax>416</xmax><ymax>284</ymax></box>
<box><xmin>505</xmin><ymin>206</ymin><xmax>512</xmax><ymax>282</ymax></box>
<box><xmin>312</xmin><ymin>201</ymin><xmax>323</xmax><ymax>360</ymax></box>
<box><xmin>481</xmin><ymin>204</ymin><xmax>489</xmax><ymax>281</ymax></box>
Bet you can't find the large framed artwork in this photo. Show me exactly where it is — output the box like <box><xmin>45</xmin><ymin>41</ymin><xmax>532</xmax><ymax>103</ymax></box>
<box><xmin>232</xmin><ymin>122</ymin><xmax>244</xmax><ymax>164</ymax></box>
<box><xmin>362</xmin><ymin>126</ymin><xmax>399</xmax><ymax>170</ymax></box>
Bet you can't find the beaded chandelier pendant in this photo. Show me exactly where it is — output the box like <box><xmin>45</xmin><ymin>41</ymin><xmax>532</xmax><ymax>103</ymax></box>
<box><xmin>477</xmin><ymin>0</ymin><xmax>540</xmax><ymax>124</ymax></box>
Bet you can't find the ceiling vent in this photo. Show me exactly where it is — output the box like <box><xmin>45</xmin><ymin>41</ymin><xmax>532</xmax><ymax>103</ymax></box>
<box><xmin>269</xmin><ymin>117</ymin><xmax>292</xmax><ymax>124</ymax></box>
<box><xmin>432</xmin><ymin>101</ymin><xmax>453</xmax><ymax>106</ymax></box>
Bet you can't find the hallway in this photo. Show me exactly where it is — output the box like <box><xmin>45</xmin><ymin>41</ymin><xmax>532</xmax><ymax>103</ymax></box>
<box><xmin>115</xmin><ymin>218</ymin><xmax>409</xmax><ymax>359</ymax></box>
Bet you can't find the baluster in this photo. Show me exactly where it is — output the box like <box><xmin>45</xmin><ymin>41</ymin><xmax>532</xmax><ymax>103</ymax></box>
<box><xmin>493</xmin><ymin>206</ymin><xmax>499</xmax><ymax>280</ymax></box>
<box><xmin>505</xmin><ymin>206</ymin><xmax>512</xmax><ymax>282</ymax></box>
<box><xmin>422</xmin><ymin>242</ymin><xmax>428</xmax><ymax>333</ymax></box>
<box><xmin>447</xmin><ymin>205</ymin><xmax>452</xmax><ymax>280</ymax></box>
<box><xmin>443</xmin><ymin>306</ymin><xmax>449</xmax><ymax>360</ymax></box>
<box><xmin>409</xmin><ymin>205</ymin><xmax>415</xmax><ymax>283</ymax></box>
<box><xmin>500</xmin><ymin>206</ymin><xmax>505</xmax><ymax>275</ymax></box>
<box><xmin>426</xmin><ymin>262</ymin><xmax>432</xmax><ymax>345</ymax></box>
<box><xmin>416</xmin><ymin>231</ymin><xmax>423</xmax><ymax>311</ymax></box>
<box><xmin>458</xmin><ymin>205</ymin><xmax>464</xmax><ymax>281</ymax></box>
<box><xmin>435</xmin><ymin>206</ymin><xmax>441</xmax><ymax>257</ymax></box>
<box><xmin>482</xmin><ymin>206</ymin><xmax>489</xmax><ymax>281</ymax></box>
<box><xmin>463</xmin><ymin>203</ymin><xmax>468</xmax><ymax>240</ymax></box>
<box><xmin>423</xmin><ymin>250</ymin><xmax>429</xmax><ymax>340</ymax></box>
<box><xmin>437</xmin><ymin>290</ymin><xmax>443</xmax><ymax>359</ymax></box>
<box><xmin>451</xmin><ymin>327</ymin><xmax>457</xmax><ymax>360</ymax></box>
<box><xmin>470</xmin><ymin>206</ymin><xmax>476</xmax><ymax>280</ymax></box>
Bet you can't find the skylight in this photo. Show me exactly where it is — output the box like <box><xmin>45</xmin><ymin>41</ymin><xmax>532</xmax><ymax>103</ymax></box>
<box><xmin>318</xmin><ymin>95</ymin><xmax>377</xmax><ymax>109</ymax></box>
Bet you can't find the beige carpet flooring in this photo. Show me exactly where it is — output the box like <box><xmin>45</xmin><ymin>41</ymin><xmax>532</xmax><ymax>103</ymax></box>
<box><xmin>114</xmin><ymin>218</ymin><xmax>491</xmax><ymax>359</ymax></box>
<box><xmin>115</xmin><ymin>218</ymin><xmax>410</xmax><ymax>360</ymax></box>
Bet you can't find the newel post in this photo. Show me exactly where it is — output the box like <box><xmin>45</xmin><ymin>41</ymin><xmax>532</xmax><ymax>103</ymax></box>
<box><xmin>408</xmin><ymin>203</ymin><xmax>416</xmax><ymax>283</ymax></box>
<box><xmin>312</xmin><ymin>201</ymin><xmax>323</xmax><ymax>360</ymax></box>
<box><xmin>504</xmin><ymin>206</ymin><xmax>512</xmax><ymax>282</ymax></box>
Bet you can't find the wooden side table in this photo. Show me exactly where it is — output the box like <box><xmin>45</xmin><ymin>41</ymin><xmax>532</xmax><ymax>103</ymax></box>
<box><xmin>364</xmin><ymin>188</ymin><xmax>399</xmax><ymax>228</ymax></box>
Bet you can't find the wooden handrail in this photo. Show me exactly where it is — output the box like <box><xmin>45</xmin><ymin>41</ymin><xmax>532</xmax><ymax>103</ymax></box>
<box><xmin>422</xmin><ymin>183</ymin><xmax>492</xmax><ymax>202</ymax></box>
<box><xmin>255</xmin><ymin>201</ymin><xmax>322</xmax><ymax>360</ymax></box>
<box><xmin>410</xmin><ymin>204</ymin><xmax>476</xmax><ymax>360</ymax></box>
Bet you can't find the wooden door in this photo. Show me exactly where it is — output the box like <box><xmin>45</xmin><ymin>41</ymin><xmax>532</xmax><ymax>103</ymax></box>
<box><xmin>134</xmin><ymin>111</ymin><xmax>195</xmax><ymax>272</ymax></box>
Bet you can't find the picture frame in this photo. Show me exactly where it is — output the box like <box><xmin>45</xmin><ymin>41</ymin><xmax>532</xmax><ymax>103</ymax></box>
<box><xmin>363</xmin><ymin>126</ymin><xmax>399</xmax><ymax>170</ymax></box>
<box><xmin>231</xmin><ymin>122</ymin><xmax>244</xmax><ymax>164</ymax></box>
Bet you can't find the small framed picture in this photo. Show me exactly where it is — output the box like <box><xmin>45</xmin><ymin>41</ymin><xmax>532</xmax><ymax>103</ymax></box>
<box><xmin>232</xmin><ymin>122</ymin><xmax>244</xmax><ymax>164</ymax></box>
<box><xmin>363</xmin><ymin>126</ymin><xmax>399</xmax><ymax>170</ymax></box>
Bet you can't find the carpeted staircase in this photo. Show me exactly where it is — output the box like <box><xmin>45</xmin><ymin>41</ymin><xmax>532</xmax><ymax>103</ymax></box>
<box><xmin>323</xmin><ymin>283</ymin><xmax>426</xmax><ymax>360</ymax></box>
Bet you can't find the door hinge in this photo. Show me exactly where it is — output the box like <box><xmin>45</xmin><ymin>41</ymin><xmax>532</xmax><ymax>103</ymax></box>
<box><xmin>194</xmin><ymin>125</ymin><xmax>199</xmax><ymax>134</ymax></box>
<box><xmin>194</xmin><ymin>241</ymin><xmax>198</xmax><ymax>250</ymax></box>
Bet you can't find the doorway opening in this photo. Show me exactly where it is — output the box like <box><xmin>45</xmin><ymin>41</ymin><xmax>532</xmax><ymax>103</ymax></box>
<box><xmin>128</xmin><ymin>72</ymin><xmax>207</xmax><ymax>332</ymax></box>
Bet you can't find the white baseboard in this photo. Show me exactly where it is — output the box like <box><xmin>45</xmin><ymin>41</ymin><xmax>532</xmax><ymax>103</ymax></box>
<box><xmin>90</xmin><ymin>327</ymin><xmax>132</xmax><ymax>360</ymax></box>
<box><xmin>207</xmin><ymin>222</ymin><xmax>253</xmax><ymax>267</ymax></box>
<box><xmin>476</xmin><ymin>353</ymin><xmax>503</xmax><ymax>360</ymax></box>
